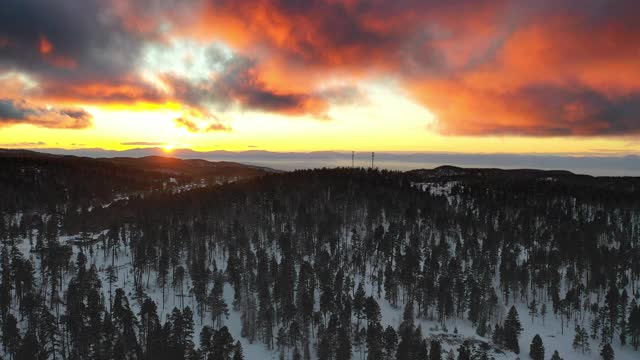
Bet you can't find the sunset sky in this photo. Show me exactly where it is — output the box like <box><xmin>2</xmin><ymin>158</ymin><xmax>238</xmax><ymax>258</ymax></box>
<box><xmin>1</xmin><ymin>0</ymin><xmax>639</xmax><ymax>154</ymax></box>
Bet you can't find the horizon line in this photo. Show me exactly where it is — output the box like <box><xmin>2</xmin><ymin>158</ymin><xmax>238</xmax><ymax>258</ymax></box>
<box><xmin>2</xmin><ymin>146</ymin><xmax>640</xmax><ymax>159</ymax></box>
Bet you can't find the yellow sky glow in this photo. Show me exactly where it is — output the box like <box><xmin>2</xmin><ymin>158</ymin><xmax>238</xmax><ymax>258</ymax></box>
<box><xmin>1</xmin><ymin>84</ymin><xmax>638</xmax><ymax>155</ymax></box>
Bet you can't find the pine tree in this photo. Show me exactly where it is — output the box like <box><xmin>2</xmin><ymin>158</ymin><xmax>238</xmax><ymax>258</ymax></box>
<box><xmin>210</xmin><ymin>277</ymin><xmax>229</xmax><ymax>329</ymax></box>
<box><xmin>619</xmin><ymin>289</ymin><xmax>628</xmax><ymax>346</ymax></box>
<box><xmin>384</xmin><ymin>262</ymin><xmax>398</xmax><ymax>307</ymax></box>
<box><xmin>212</xmin><ymin>326</ymin><xmax>235</xmax><ymax>360</ymax></box>
<box><xmin>592</xmin><ymin>307</ymin><xmax>602</xmax><ymax>340</ymax></box>
<box><xmin>504</xmin><ymin>306</ymin><xmax>523</xmax><ymax>354</ymax></box>
<box><xmin>2</xmin><ymin>313</ymin><xmax>21</xmax><ymax>358</ymax></box>
<box><xmin>600</xmin><ymin>307</ymin><xmax>613</xmax><ymax>343</ymax></box>
<box><xmin>292</xmin><ymin>346</ymin><xmax>302</xmax><ymax>360</ymax></box>
<box><xmin>492</xmin><ymin>324</ymin><xmax>503</xmax><ymax>346</ymax></box>
<box><xmin>296</xmin><ymin>261</ymin><xmax>314</xmax><ymax>329</ymax></box>
<box><xmin>573</xmin><ymin>326</ymin><xmax>581</xmax><ymax>352</ymax></box>
<box><xmin>471</xmin><ymin>345</ymin><xmax>491</xmax><ymax>360</ymax></box>
<box><xmin>528</xmin><ymin>299</ymin><xmax>538</xmax><ymax>323</ymax></box>
<box><xmin>139</xmin><ymin>298</ymin><xmax>161</xmax><ymax>358</ymax></box>
<box><xmin>550</xmin><ymin>350</ymin><xmax>563</xmax><ymax>360</ymax></box>
<box><xmin>317</xmin><ymin>324</ymin><xmax>334</xmax><ymax>360</ymax></box>
<box><xmin>112</xmin><ymin>288</ymin><xmax>140</xmax><ymax>358</ymax></box>
<box><xmin>528</xmin><ymin>334</ymin><xmax>544</xmax><ymax>360</ymax></box>
<box><xmin>200</xmin><ymin>326</ymin><xmax>214</xmax><ymax>358</ymax></box>
<box><xmin>628</xmin><ymin>302</ymin><xmax>640</xmax><ymax>350</ymax></box>
<box><xmin>558</xmin><ymin>300</ymin><xmax>571</xmax><ymax>335</ymax></box>
<box><xmin>600</xmin><ymin>343</ymin><xmax>614</xmax><ymax>360</ymax></box>
<box><xmin>429</xmin><ymin>340</ymin><xmax>442</xmax><ymax>360</ymax></box>
<box><xmin>572</xmin><ymin>325</ymin><xmax>590</xmax><ymax>354</ymax></box>
<box><xmin>446</xmin><ymin>349</ymin><xmax>455</xmax><ymax>360</ymax></box>
<box><xmin>289</xmin><ymin>321</ymin><xmax>302</xmax><ymax>354</ymax></box>
<box><xmin>158</xmin><ymin>248</ymin><xmax>169</xmax><ymax>308</ymax></box>
<box><xmin>476</xmin><ymin>317</ymin><xmax>487</xmax><ymax>337</ymax></box>
<box><xmin>605</xmin><ymin>285</ymin><xmax>620</xmax><ymax>343</ymax></box>
<box><xmin>276</xmin><ymin>326</ymin><xmax>288</xmax><ymax>356</ymax></box>
<box><xmin>366</xmin><ymin>320</ymin><xmax>383</xmax><ymax>360</ymax></box>
<box><xmin>17</xmin><ymin>327</ymin><xmax>39</xmax><ymax>360</ymax></box>
<box><xmin>183</xmin><ymin>306</ymin><xmax>196</xmax><ymax>352</ymax></box>
<box><xmin>416</xmin><ymin>328</ymin><xmax>429</xmax><ymax>360</ymax></box>
<box><xmin>353</xmin><ymin>327</ymin><xmax>365</xmax><ymax>360</ymax></box>
<box><xmin>540</xmin><ymin>303</ymin><xmax>547</xmax><ymax>326</ymax></box>
<box><xmin>354</xmin><ymin>282</ymin><xmax>366</xmax><ymax>327</ymax></box>
<box><xmin>456</xmin><ymin>344</ymin><xmax>471</xmax><ymax>360</ymax></box>
<box><xmin>395</xmin><ymin>319</ymin><xmax>415</xmax><ymax>360</ymax></box>
<box><xmin>336</xmin><ymin>325</ymin><xmax>352</xmax><ymax>360</ymax></box>
<box><xmin>0</xmin><ymin>246</ymin><xmax>13</xmax><ymax>319</ymax></box>
<box><xmin>169</xmin><ymin>307</ymin><xmax>186</xmax><ymax>358</ymax></box>
<box><xmin>105</xmin><ymin>265</ymin><xmax>118</xmax><ymax>311</ymax></box>
<box><xmin>38</xmin><ymin>305</ymin><xmax>62</xmax><ymax>360</ymax></box>
<box><xmin>232</xmin><ymin>341</ymin><xmax>244</xmax><ymax>360</ymax></box>
<box><xmin>383</xmin><ymin>326</ymin><xmax>397</xmax><ymax>360</ymax></box>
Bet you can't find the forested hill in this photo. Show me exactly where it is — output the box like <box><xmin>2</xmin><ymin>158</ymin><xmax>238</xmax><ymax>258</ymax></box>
<box><xmin>0</xmin><ymin>149</ymin><xmax>275</xmax><ymax>213</ymax></box>
<box><xmin>1</xmin><ymin>163</ymin><xmax>640</xmax><ymax>359</ymax></box>
<box><xmin>408</xmin><ymin>166</ymin><xmax>640</xmax><ymax>198</ymax></box>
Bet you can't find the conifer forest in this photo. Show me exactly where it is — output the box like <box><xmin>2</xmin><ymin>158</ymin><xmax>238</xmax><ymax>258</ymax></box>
<box><xmin>1</xmin><ymin>151</ymin><xmax>640</xmax><ymax>360</ymax></box>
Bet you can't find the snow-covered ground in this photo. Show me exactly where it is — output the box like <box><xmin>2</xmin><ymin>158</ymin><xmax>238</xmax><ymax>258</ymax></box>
<box><xmin>413</xmin><ymin>182</ymin><xmax>463</xmax><ymax>207</ymax></box>
<box><xmin>10</xmin><ymin>233</ymin><xmax>639</xmax><ymax>360</ymax></box>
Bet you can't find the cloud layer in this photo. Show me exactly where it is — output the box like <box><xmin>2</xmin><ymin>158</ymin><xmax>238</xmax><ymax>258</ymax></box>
<box><xmin>1</xmin><ymin>0</ymin><xmax>639</xmax><ymax>136</ymax></box>
<box><xmin>0</xmin><ymin>99</ymin><xmax>92</xmax><ymax>129</ymax></box>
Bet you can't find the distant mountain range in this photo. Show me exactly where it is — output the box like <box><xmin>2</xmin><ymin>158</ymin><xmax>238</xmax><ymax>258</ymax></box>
<box><xmin>10</xmin><ymin>147</ymin><xmax>640</xmax><ymax>176</ymax></box>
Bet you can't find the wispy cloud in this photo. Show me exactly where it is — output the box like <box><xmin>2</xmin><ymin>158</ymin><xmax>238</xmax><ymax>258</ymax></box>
<box><xmin>0</xmin><ymin>141</ymin><xmax>47</xmax><ymax>147</ymax></box>
<box><xmin>174</xmin><ymin>116</ymin><xmax>231</xmax><ymax>133</ymax></box>
<box><xmin>120</xmin><ymin>141</ymin><xmax>167</xmax><ymax>146</ymax></box>
<box><xmin>0</xmin><ymin>99</ymin><xmax>92</xmax><ymax>129</ymax></box>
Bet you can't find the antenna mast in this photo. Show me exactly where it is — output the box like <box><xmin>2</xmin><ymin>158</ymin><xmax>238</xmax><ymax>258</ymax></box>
<box><xmin>352</xmin><ymin>151</ymin><xmax>355</xmax><ymax>168</ymax></box>
<box><xmin>371</xmin><ymin>152</ymin><xmax>375</xmax><ymax>168</ymax></box>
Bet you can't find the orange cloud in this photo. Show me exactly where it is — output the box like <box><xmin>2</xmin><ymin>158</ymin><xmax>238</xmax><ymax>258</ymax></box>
<box><xmin>38</xmin><ymin>79</ymin><xmax>167</xmax><ymax>105</ymax></box>
<box><xmin>38</xmin><ymin>35</ymin><xmax>53</xmax><ymax>54</ymax></box>
<box><xmin>174</xmin><ymin>117</ymin><xmax>199</xmax><ymax>132</ymax></box>
<box><xmin>205</xmin><ymin>122</ymin><xmax>232</xmax><ymax>132</ymax></box>
<box><xmin>174</xmin><ymin>115</ymin><xmax>231</xmax><ymax>133</ymax></box>
<box><xmin>3</xmin><ymin>0</ymin><xmax>640</xmax><ymax>136</ymax></box>
<box><xmin>412</xmin><ymin>7</ymin><xmax>640</xmax><ymax>136</ymax></box>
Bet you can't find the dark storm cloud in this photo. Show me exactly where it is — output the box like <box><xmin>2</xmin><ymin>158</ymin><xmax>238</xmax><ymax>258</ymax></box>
<box><xmin>0</xmin><ymin>0</ymin><xmax>168</xmax><ymax>125</ymax></box>
<box><xmin>0</xmin><ymin>0</ymin><xmax>145</xmax><ymax>81</ymax></box>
